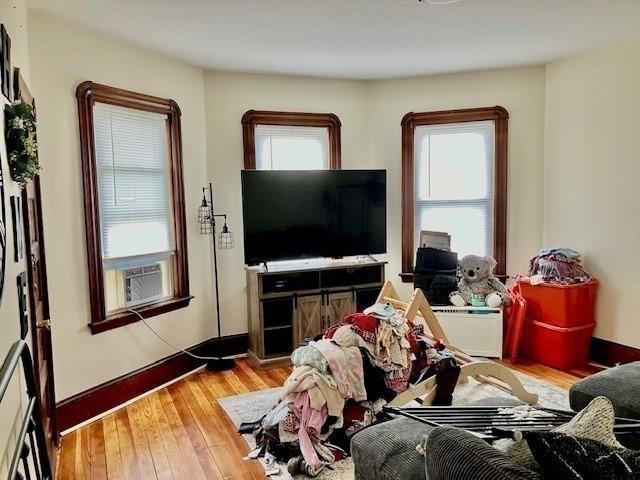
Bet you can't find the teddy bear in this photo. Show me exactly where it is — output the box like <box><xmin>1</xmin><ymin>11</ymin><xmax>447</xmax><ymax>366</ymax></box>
<box><xmin>449</xmin><ymin>254</ymin><xmax>511</xmax><ymax>308</ymax></box>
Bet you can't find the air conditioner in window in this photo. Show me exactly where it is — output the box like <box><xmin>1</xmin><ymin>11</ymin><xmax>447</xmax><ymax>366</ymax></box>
<box><xmin>123</xmin><ymin>263</ymin><xmax>164</xmax><ymax>307</ymax></box>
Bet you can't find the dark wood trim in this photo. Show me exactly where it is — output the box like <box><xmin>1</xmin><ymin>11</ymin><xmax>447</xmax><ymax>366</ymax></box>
<box><xmin>13</xmin><ymin>67</ymin><xmax>35</xmax><ymax>109</ymax></box>
<box><xmin>75</xmin><ymin>81</ymin><xmax>190</xmax><ymax>334</ymax></box>
<box><xmin>56</xmin><ymin>334</ymin><xmax>249</xmax><ymax>432</ymax></box>
<box><xmin>591</xmin><ymin>337</ymin><xmax>640</xmax><ymax>367</ymax></box>
<box><xmin>88</xmin><ymin>296</ymin><xmax>194</xmax><ymax>334</ymax></box>
<box><xmin>15</xmin><ymin>68</ymin><xmax>59</xmax><ymax>471</ymax></box>
<box><xmin>241</xmin><ymin>110</ymin><xmax>342</xmax><ymax>170</ymax></box>
<box><xmin>401</xmin><ymin>106</ymin><xmax>509</xmax><ymax>281</ymax></box>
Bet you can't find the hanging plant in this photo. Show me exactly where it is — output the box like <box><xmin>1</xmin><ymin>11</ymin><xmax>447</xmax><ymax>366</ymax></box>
<box><xmin>5</xmin><ymin>101</ymin><xmax>41</xmax><ymax>187</ymax></box>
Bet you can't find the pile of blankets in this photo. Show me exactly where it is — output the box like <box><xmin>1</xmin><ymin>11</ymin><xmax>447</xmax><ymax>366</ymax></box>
<box><xmin>242</xmin><ymin>302</ymin><xmax>459</xmax><ymax>477</ymax></box>
<box><xmin>528</xmin><ymin>248</ymin><xmax>592</xmax><ymax>285</ymax></box>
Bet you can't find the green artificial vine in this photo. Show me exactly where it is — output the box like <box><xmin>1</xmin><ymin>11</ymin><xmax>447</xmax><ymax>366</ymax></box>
<box><xmin>5</xmin><ymin>100</ymin><xmax>41</xmax><ymax>187</ymax></box>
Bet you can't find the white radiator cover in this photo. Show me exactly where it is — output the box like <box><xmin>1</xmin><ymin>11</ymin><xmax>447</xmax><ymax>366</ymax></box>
<box><xmin>432</xmin><ymin>306</ymin><xmax>503</xmax><ymax>358</ymax></box>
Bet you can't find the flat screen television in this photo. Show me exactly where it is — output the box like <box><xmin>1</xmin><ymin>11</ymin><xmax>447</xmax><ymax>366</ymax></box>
<box><xmin>241</xmin><ymin>170</ymin><xmax>386</xmax><ymax>264</ymax></box>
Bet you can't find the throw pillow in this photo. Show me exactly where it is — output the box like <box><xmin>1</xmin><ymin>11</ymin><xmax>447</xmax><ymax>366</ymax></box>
<box><xmin>495</xmin><ymin>396</ymin><xmax>622</xmax><ymax>470</ymax></box>
<box><xmin>526</xmin><ymin>431</ymin><xmax>640</xmax><ymax>480</ymax></box>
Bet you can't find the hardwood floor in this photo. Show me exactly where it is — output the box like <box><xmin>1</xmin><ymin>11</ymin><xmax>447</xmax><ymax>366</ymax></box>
<box><xmin>56</xmin><ymin>357</ymin><xmax>592</xmax><ymax>479</ymax></box>
<box><xmin>56</xmin><ymin>359</ymin><xmax>293</xmax><ymax>480</ymax></box>
<box><xmin>496</xmin><ymin>359</ymin><xmax>600</xmax><ymax>390</ymax></box>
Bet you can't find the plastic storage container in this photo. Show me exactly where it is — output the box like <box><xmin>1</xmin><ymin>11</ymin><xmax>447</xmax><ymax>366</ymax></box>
<box><xmin>523</xmin><ymin>320</ymin><xmax>595</xmax><ymax>370</ymax></box>
<box><xmin>517</xmin><ymin>279</ymin><xmax>598</xmax><ymax>328</ymax></box>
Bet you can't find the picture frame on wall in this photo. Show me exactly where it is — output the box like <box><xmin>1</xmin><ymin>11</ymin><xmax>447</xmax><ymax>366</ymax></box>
<box><xmin>0</xmin><ymin>24</ymin><xmax>11</xmax><ymax>101</ymax></box>
<box><xmin>0</xmin><ymin>167</ymin><xmax>6</xmax><ymax>305</ymax></box>
<box><xmin>17</xmin><ymin>271</ymin><xmax>28</xmax><ymax>339</ymax></box>
<box><xmin>10</xmin><ymin>196</ymin><xmax>23</xmax><ymax>261</ymax></box>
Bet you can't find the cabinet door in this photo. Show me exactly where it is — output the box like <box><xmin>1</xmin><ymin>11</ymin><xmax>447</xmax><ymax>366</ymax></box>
<box><xmin>293</xmin><ymin>295</ymin><xmax>324</xmax><ymax>347</ymax></box>
<box><xmin>326</xmin><ymin>292</ymin><xmax>356</xmax><ymax>328</ymax></box>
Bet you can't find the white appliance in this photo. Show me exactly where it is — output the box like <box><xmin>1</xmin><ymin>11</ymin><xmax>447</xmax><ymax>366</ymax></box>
<box><xmin>432</xmin><ymin>306</ymin><xmax>503</xmax><ymax>358</ymax></box>
<box><xmin>123</xmin><ymin>263</ymin><xmax>164</xmax><ymax>307</ymax></box>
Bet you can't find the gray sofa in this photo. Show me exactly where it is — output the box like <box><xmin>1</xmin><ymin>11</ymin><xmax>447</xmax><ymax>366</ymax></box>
<box><xmin>570</xmin><ymin>361</ymin><xmax>640</xmax><ymax>421</ymax></box>
<box><xmin>352</xmin><ymin>363</ymin><xmax>640</xmax><ymax>479</ymax></box>
<box><xmin>351</xmin><ymin>397</ymin><xmax>535</xmax><ymax>480</ymax></box>
<box><xmin>351</xmin><ymin>417</ymin><xmax>540</xmax><ymax>480</ymax></box>
<box><xmin>570</xmin><ymin>361</ymin><xmax>640</xmax><ymax>449</ymax></box>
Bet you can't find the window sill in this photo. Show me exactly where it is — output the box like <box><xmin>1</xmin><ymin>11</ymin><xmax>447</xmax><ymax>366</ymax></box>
<box><xmin>399</xmin><ymin>272</ymin><xmax>415</xmax><ymax>283</ymax></box>
<box><xmin>399</xmin><ymin>272</ymin><xmax>509</xmax><ymax>284</ymax></box>
<box><xmin>88</xmin><ymin>296</ymin><xmax>194</xmax><ymax>335</ymax></box>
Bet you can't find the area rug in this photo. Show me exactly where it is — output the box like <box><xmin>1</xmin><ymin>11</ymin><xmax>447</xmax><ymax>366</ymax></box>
<box><xmin>218</xmin><ymin>370</ymin><xmax>570</xmax><ymax>479</ymax></box>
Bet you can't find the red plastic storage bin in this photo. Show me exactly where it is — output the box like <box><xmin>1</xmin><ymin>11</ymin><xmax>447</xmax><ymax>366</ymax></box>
<box><xmin>517</xmin><ymin>279</ymin><xmax>598</xmax><ymax>328</ymax></box>
<box><xmin>523</xmin><ymin>320</ymin><xmax>595</xmax><ymax>370</ymax></box>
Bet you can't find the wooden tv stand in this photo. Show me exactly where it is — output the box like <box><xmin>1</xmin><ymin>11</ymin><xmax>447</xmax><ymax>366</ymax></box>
<box><xmin>245</xmin><ymin>258</ymin><xmax>386</xmax><ymax>367</ymax></box>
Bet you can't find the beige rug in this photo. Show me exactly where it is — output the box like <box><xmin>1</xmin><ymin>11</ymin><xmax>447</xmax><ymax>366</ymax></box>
<box><xmin>218</xmin><ymin>371</ymin><xmax>570</xmax><ymax>479</ymax></box>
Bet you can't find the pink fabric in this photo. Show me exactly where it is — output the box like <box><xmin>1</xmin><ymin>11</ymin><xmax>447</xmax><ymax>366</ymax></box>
<box><xmin>293</xmin><ymin>391</ymin><xmax>328</xmax><ymax>475</ymax></box>
<box><xmin>310</xmin><ymin>340</ymin><xmax>367</xmax><ymax>401</ymax></box>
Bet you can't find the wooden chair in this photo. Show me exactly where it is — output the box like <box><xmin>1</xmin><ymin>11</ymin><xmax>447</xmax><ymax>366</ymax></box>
<box><xmin>374</xmin><ymin>282</ymin><xmax>539</xmax><ymax>407</ymax></box>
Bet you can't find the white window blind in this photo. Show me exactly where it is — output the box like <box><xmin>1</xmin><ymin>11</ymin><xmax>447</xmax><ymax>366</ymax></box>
<box><xmin>414</xmin><ymin>120</ymin><xmax>495</xmax><ymax>258</ymax></box>
<box><xmin>254</xmin><ymin>124</ymin><xmax>329</xmax><ymax>170</ymax></box>
<box><xmin>93</xmin><ymin>103</ymin><xmax>174</xmax><ymax>259</ymax></box>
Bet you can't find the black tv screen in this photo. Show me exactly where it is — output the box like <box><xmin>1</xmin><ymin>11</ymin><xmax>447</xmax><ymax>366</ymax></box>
<box><xmin>241</xmin><ymin>170</ymin><xmax>386</xmax><ymax>264</ymax></box>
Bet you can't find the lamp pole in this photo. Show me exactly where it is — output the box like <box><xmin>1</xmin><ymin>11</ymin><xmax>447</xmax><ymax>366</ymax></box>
<box><xmin>206</xmin><ymin>182</ymin><xmax>235</xmax><ymax>371</ymax></box>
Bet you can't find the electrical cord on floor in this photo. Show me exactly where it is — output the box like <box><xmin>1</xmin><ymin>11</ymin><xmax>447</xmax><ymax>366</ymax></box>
<box><xmin>127</xmin><ymin>308</ymin><xmax>226</xmax><ymax>361</ymax></box>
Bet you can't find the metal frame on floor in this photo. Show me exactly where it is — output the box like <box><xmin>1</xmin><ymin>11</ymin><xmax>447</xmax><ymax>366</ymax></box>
<box><xmin>1</xmin><ymin>340</ymin><xmax>52</xmax><ymax>480</ymax></box>
<box><xmin>384</xmin><ymin>404</ymin><xmax>640</xmax><ymax>443</ymax></box>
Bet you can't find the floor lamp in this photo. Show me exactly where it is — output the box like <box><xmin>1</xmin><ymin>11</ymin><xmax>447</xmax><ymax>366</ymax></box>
<box><xmin>198</xmin><ymin>182</ymin><xmax>236</xmax><ymax>371</ymax></box>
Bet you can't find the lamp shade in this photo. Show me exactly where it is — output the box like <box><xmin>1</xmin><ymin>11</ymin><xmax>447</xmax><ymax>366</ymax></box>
<box><xmin>198</xmin><ymin>202</ymin><xmax>212</xmax><ymax>234</ymax></box>
<box><xmin>218</xmin><ymin>223</ymin><xmax>234</xmax><ymax>249</ymax></box>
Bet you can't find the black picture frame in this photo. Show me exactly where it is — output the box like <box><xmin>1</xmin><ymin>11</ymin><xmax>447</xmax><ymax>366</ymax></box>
<box><xmin>17</xmin><ymin>271</ymin><xmax>28</xmax><ymax>339</ymax></box>
<box><xmin>0</xmin><ymin>24</ymin><xmax>11</xmax><ymax>101</ymax></box>
<box><xmin>0</xmin><ymin>167</ymin><xmax>6</xmax><ymax>306</ymax></box>
<box><xmin>10</xmin><ymin>195</ymin><xmax>23</xmax><ymax>262</ymax></box>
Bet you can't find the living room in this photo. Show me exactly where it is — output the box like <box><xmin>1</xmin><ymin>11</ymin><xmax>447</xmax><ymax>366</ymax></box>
<box><xmin>0</xmin><ymin>1</ymin><xmax>639</xmax><ymax>479</ymax></box>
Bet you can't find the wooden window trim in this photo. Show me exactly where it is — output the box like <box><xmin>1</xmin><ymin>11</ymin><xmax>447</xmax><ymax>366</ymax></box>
<box><xmin>401</xmin><ymin>106</ymin><xmax>508</xmax><ymax>283</ymax></box>
<box><xmin>76</xmin><ymin>81</ymin><xmax>191</xmax><ymax>334</ymax></box>
<box><xmin>241</xmin><ymin>110</ymin><xmax>342</xmax><ymax>169</ymax></box>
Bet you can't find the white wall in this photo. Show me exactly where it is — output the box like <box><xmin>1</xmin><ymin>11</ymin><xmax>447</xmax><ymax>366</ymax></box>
<box><xmin>203</xmin><ymin>67</ymin><xmax>547</xmax><ymax>332</ymax></box>
<box><xmin>0</xmin><ymin>0</ymin><xmax>32</xmax><ymax>474</ymax></box>
<box><xmin>203</xmin><ymin>72</ymin><xmax>369</xmax><ymax>337</ymax></box>
<box><xmin>30</xmin><ymin>9</ymin><xmax>636</xmax><ymax>405</ymax></box>
<box><xmin>368</xmin><ymin>67</ymin><xmax>547</xmax><ymax>298</ymax></box>
<box><xmin>28</xmin><ymin>12</ymin><xmax>215</xmax><ymax>400</ymax></box>
<box><xmin>544</xmin><ymin>38</ymin><xmax>640</xmax><ymax>348</ymax></box>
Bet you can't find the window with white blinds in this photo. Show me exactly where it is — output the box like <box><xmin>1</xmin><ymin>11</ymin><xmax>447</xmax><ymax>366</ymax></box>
<box><xmin>414</xmin><ymin>120</ymin><xmax>495</xmax><ymax>258</ymax></box>
<box><xmin>93</xmin><ymin>103</ymin><xmax>174</xmax><ymax>260</ymax></box>
<box><xmin>254</xmin><ymin>124</ymin><xmax>329</xmax><ymax>170</ymax></box>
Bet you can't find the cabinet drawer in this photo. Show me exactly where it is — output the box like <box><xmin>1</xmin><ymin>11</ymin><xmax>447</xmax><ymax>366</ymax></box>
<box><xmin>321</xmin><ymin>266</ymin><xmax>382</xmax><ymax>288</ymax></box>
<box><xmin>262</xmin><ymin>271</ymin><xmax>320</xmax><ymax>294</ymax></box>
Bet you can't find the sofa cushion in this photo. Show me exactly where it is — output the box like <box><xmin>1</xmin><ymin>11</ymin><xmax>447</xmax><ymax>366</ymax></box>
<box><xmin>351</xmin><ymin>397</ymin><xmax>524</xmax><ymax>480</ymax></box>
<box><xmin>425</xmin><ymin>427</ymin><xmax>541</xmax><ymax>480</ymax></box>
<box><xmin>351</xmin><ymin>417</ymin><xmax>433</xmax><ymax>480</ymax></box>
<box><xmin>570</xmin><ymin>362</ymin><xmax>640</xmax><ymax>421</ymax></box>
<box><xmin>526</xmin><ymin>431</ymin><xmax>640</xmax><ymax>480</ymax></box>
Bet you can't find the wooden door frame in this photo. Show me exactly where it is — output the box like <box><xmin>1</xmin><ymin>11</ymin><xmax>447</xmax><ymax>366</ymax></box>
<box><xmin>14</xmin><ymin>68</ymin><xmax>58</xmax><ymax>453</ymax></box>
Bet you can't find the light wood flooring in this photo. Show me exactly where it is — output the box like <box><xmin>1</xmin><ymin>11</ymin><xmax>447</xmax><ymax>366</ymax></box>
<box><xmin>56</xmin><ymin>357</ymin><xmax>593</xmax><ymax>479</ymax></box>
